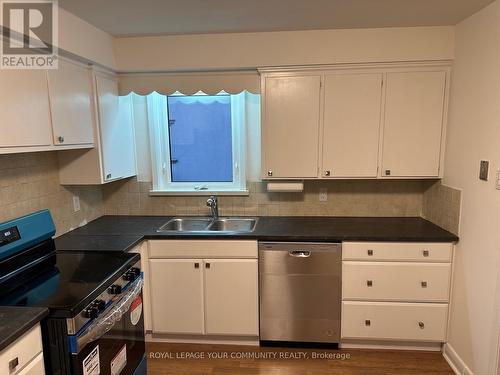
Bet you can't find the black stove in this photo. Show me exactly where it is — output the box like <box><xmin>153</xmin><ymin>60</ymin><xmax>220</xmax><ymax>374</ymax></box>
<box><xmin>0</xmin><ymin>210</ymin><xmax>146</xmax><ymax>375</ymax></box>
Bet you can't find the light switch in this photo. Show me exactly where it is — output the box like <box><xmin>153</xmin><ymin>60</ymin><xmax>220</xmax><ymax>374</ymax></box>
<box><xmin>479</xmin><ymin>160</ymin><xmax>490</xmax><ymax>181</ymax></box>
<box><xmin>496</xmin><ymin>170</ymin><xmax>500</xmax><ymax>190</ymax></box>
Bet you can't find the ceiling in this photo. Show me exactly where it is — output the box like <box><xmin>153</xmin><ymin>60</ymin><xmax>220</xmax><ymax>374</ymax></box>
<box><xmin>59</xmin><ymin>0</ymin><xmax>494</xmax><ymax>37</ymax></box>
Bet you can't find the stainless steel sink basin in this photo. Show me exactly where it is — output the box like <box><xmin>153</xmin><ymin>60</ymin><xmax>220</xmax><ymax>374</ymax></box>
<box><xmin>157</xmin><ymin>217</ymin><xmax>258</xmax><ymax>233</ymax></box>
<box><xmin>207</xmin><ymin>218</ymin><xmax>257</xmax><ymax>233</ymax></box>
<box><xmin>157</xmin><ymin>217</ymin><xmax>212</xmax><ymax>232</ymax></box>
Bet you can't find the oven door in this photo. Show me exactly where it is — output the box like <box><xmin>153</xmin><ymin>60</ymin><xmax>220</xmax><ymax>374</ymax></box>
<box><xmin>72</xmin><ymin>280</ymin><xmax>146</xmax><ymax>375</ymax></box>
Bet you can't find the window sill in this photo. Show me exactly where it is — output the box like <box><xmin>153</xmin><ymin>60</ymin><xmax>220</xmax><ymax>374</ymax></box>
<box><xmin>149</xmin><ymin>190</ymin><xmax>249</xmax><ymax>197</ymax></box>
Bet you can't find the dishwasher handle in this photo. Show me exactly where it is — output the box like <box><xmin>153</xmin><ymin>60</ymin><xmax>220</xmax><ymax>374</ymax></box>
<box><xmin>288</xmin><ymin>250</ymin><xmax>311</xmax><ymax>258</ymax></box>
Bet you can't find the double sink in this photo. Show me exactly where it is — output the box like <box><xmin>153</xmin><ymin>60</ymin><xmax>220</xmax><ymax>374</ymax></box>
<box><xmin>158</xmin><ymin>217</ymin><xmax>258</xmax><ymax>234</ymax></box>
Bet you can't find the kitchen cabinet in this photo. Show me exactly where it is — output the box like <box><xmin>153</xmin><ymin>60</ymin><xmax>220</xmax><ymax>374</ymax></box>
<box><xmin>262</xmin><ymin>75</ymin><xmax>321</xmax><ymax>179</ymax></box>
<box><xmin>150</xmin><ymin>259</ymin><xmax>205</xmax><ymax>334</ymax></box>
<box><xmin>47</xmin><ymin>59</ymin><xmax>94</xmax><ymax>147</ymax></box>
<box><xmin>58</xmin><ymin>71</ymin><xmax>137</xmax><ymax>184</ymax></box>
<box><xmin>204</xmin><ymin>259</ymin><xmax>259</xmax><ymax>336</ymax></box>
<box><xmin>381</xmin><ymin>71</ymin><xmax>447</xmax><ymax>178</ymax></box>
<box><xmin>148</xmin><ymin>240</ymin><xmax>259</xmax><ymax>341</ymax></box>
<box><xmin>341</xmin><ymin>242</ymin><xmax>454</xmax><ymax>345</ymax></box>
<box><xmin>260</xmin><ymin>64</ymin><xmax>450</xmax><ymax>180</ymax></box>
<box><xmin>0</xmin><ymin>70</ymin><xmax>52</xmax><ymax>150</ymax></box>
<box><xmin>322</xmin><ymin>73</ymin><xmax>382</xmax><ymax>178</ymax></box>
<box><xmin>0</xmin><ymin>324</ymin><xmax>44</xmax><ymax>375</ymax></box>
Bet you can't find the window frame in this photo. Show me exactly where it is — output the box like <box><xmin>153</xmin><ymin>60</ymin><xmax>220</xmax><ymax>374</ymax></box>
<box><xmin>148</xmin><ymin>92</ymin><xmax>248</xmax><ymax>196</ymax></box>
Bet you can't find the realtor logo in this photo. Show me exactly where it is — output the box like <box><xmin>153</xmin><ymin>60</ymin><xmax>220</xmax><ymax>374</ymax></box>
<box><xmin>1</xmin><ymin>0</ymin><xmax>58</xmax><ymax>69</ymax></box>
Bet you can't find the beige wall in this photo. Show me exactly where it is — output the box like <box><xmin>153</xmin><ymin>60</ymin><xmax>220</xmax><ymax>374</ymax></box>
<box><xmin>0</xmin><ymin>152</ymin><xmax>103</xmax><ymax>236</ymax></box>
<box><xmin>443</xmin><ymin>1</ymin><xmax>500</xmax><ymax>373</ymax></box>
<box><xmin>102</xmin><ymin>178</ymin><xmax>431</xmax><ymax>217</ymax></box>
<box><xmin>58</xmin><ymin>8</ymin><xmax>116</xmax><ymax>69</ymax></box>
<box><xmin>113</xmin><ymin>26</ymin><xmax>454</xmax><ymax>72</ymax></box>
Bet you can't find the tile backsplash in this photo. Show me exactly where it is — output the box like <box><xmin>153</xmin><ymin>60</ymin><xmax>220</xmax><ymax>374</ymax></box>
<box><xmin>102</xmin><ymin>178</ymin><xmax>434</xmax><ymax>218</ymax></box>
<box><xmin>422</xmin><ymin>181</ymin><xmax>461</xmax><ymax>235</ymax></box>
<box><xmin>0</xmin><ymin>152</ymin><xmax>103</xmax><ymax>235</ymax></box>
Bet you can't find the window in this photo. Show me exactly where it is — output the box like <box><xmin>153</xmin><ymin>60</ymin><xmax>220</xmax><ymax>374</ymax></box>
<box><xmin>147</xmin><ymin>91</ymin><xmax>247</xmax><ymax>194</ymax></box>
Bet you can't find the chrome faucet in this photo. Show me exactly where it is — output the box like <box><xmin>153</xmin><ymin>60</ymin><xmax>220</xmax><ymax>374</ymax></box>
<box><xmin>206</xmin><ymin>195</ymin><xmax>219</xmax><ymax>219</ymax></box>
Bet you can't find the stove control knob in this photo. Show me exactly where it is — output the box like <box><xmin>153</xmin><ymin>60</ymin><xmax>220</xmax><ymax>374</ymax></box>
<box><xmin>122</xmin><ymin>271</ymin><xmax>136</xmax><ymax>282</ymax></box>
<box><xmin>108</xmin><ymin>284</ymin><xmax>122</xmax><ymax>295</ymax></box>
<box><xmin>130</xmin><ymin>267</ymin><xmax>141</xmax><ymax>277</ymax></box>
<box><xmin>83</xmin><ymin>307</ymin><xmax>99</xmax><ymax>319</ymax></box>
<box><xmin>93</xmin><ymin>299</ymin><xmax>106</xmax><ymax>312</ymax></box>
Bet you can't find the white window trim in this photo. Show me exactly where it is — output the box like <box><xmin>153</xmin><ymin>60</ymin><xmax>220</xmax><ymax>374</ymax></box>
<box><xmin>147</xmin><ymin>92</ymin><xmax>248</xmax><ymax>195</ymax></box>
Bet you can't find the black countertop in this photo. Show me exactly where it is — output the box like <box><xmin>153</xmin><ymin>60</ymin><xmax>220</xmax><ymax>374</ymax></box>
<box><xmin>0</xmin><ymin>307</ymin><xmax>48</xmax><ymax>352</ymax></box>
<box><xmin>55</xmin><ymin>216</ymin><xmax>458</xmax><ymax>252</ymax></box>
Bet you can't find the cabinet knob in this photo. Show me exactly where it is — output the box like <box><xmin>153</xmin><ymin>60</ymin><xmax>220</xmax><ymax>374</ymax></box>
<box><xmin>366</xmin><ymin>280</ymin><xmax>373</xmax><ymax>287</ymax></box>
<box><xmin>385</xmin><ymin>169</ymin><xmax>391</xmax><ymax>176</ymax></box>
<box><xmin>106</xmin><ymin>173</ymin><xmax>112</xmax><ymax>180</ymax></box>
<box><xmin>205</xmin><ymin>262</ymin><xmax>211</xmax><ymax>269</ymax></box>
<box><xmin>422</xmin><ymin>250</ymin><xmax>430</xmax><ymax>257</ymax></box>
<box><xmin>9</xmin><ymin>357</ymin><xmax>19</xmax><ymax>371</ymax></box>
<box><xmin>365</xmin><ymin>319</ymin><xmax>371</xmax><ymax>326</ymax></box>
<box><xmin>325</xmin><ymin>170</ymin><xmax>331</xmax><ymax>177</ymax></box>
<box><xmin>418</xmin><ymin>321</ymin><xmax>425</xmax><ymax>329</ymax></box>
<box><xmin>367</xmin><ymin>249</ymin><xmax>374</xmax><ymax>256</ymax></box>
<box><xmin>267</xmin><ymin>170</ymin><xmax>273</xmax><ymax>177</ymax></box>
<box><xmin>194</xmin><ymin>262</ymin><xmax>199</xmax><ymax>269</ymax></box>
<box><xmin>421</xmin><ymin>281</ymin><xmax>428</xmax><ymax>288</ymax></box>
<box><xmin>58</xmin><ymin>136</ymin><xmax>65</xmax><ymax>143</ymax></box>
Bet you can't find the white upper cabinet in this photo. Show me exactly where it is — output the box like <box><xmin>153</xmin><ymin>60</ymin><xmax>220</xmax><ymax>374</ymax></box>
<box><xmin>47</xmin><ymin>60</ymin><xmax>94</xmax><ymax>146</ymax></box>
<box><xmin>0</xmin><ymin>70</ymin><xmax>52</xmax><ymax>150</ymax></box>
<box><xmin>381</xmin><ymin>71</ymin><xmax>447</xmax><ymax>178</ymax></box>
<box><xmin>322</xmin><ymin>73</ymin><xmax>383</xmax><ymax>178</ymax></box>
<box><xmin>262</xmin><ymin>75</ymin><xmax>321</xmax><ymax>178</ymax></box>
<box><xmin>260</xmin><ymin>65</ymin><xmax>449</xmax><ymax>180</ymax></box>
<box><xmin>95</xmin><ymin>73</ymin><xmax>136</xmax><ymax>182</ymax></box>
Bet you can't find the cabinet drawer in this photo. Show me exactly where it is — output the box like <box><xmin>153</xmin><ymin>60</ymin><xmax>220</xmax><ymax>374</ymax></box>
<box><xmin>341</xmin><ymin>301</ymin><xmax>448</xmax><ymax>342</ymax></box>
<box><xmin>0</xmin><ymin>325</ymin><xmax>43</xmax><ymax>375</ymax></box>
<box><xmin>149</xmin><ymin>240</ymin><xmax>258</xmax><ymax>259</ymax></box>
<box><xmin>343</xmin><ymin>262</ymin><xmax>451</xmax><ymax>302</ymax></box>
<box><xmin>342</xmin><ymin>242</ymin><xmax>453</xmax><ymax>262</ymax></box>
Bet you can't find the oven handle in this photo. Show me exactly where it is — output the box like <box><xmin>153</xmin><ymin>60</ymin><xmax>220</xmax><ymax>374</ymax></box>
<box><xmin>75</xmin><ymin>277</ymin><xmax>143</xmax><ymax>352</ymax></box>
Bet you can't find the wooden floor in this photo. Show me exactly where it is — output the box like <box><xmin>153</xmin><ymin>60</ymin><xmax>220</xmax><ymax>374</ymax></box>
<box><xmin>146</xmin><ymin>343</ymin><xmax>454</xmax><ymax>375</ymax></box>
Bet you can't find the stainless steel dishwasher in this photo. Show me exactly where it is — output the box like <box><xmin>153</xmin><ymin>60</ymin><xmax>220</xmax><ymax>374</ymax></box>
<box><xmin>259</xmin><ymin>242</ymin><xmax>342</xmax><ymax>344</ymax></box>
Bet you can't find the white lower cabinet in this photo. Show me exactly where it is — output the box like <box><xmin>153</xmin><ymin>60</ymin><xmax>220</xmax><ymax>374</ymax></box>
<box><xmin>148</xmin><ymin>240</ymin><xmax>259</xmax><ymax>340</ymax></box>
<box><xmin>341</xmin><ymin>242</ymin><xmax>454</xmax><ymax>346</ymax></box>
<box><xmin>150</xmin><ymin>259</ymin><xmax>205</xmax><ymax>334</ymax></box>
<box><xmin>0</xmin><ymin>324</ymin><xmax>44</xmax><ymax>375</ymax></box>
<box><xmin>204</xmin><ymin>259</ymin><xmax>259</xmax><ymax>336</ymax></box>
<box><xmin>342</xmin><ymin>301</ymin><xmax>448</xmax><ymax>342</ymax></box>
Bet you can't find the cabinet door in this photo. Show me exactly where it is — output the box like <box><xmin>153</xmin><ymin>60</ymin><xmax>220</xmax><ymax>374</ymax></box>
<box><xmin>263</xmin><ymin>75</ymin><xmax>321</xmax><ymax>178</ymax></box>
<box><xmin>47</xmin><ymin>60</ymin><xmax>94</xmax><ymax>146</ymax></box>
<box><xmin>95</xmin><ymin>73</ymin><xmax>136</xmax><ymax>182</ymax></box>
<box><xmin>0</xmin><ymin>70</ymin><xmax>52</xmax><ymax>148</ymax></box>
<box><xmin>382</xmin><ymin>71</ymin><xmax>446</xmax><ymax>177</ymax></box>
<box><xmin>322</xmin><ymin>73</ymin><xmax>382</xmax><ymax>178</ymax></box>
<box><xmin>204</xmin><ymin>259</ymin><xmax>258</xmax><ymax>336</ymax></box>
<box><xmin>149</xmin><ymin>259</ymin><xmax>204</xmax><ymax>334</ymax></box>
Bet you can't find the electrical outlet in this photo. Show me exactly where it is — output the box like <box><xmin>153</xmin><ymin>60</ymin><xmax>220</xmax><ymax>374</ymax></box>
<box><xmin>72</xmin><ymin>195</ymin><xmax>80</xmax><ymax>212</ymax></box>
<box><xmin>319</xmin><ymin>188</ymin><xmax>328</xmax><ymax>202</ymax></box>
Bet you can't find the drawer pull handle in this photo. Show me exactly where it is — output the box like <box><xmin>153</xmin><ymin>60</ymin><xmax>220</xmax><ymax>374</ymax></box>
<box><xmin>422</xmin><ymin>250</ymin><xmax>430</xmax><ymax>257</ymax></box>
<box><xmin>365</xmin><ymin>319</ymin><xmax>371</xmax><ymax>326</ymax></box>
<box><xmin>367</xmin><ymin>249</ymin><xmax>374</xmax><ymax>256</ymax></box>
<box><xmin>9</xmin><ymin>357</ymin><xmax>19</xmax><ymax>371</ymax></box>
<box><xmin>366</xmin><ymin>280</ymin><xmax>373</xmax><ymax>287</ymax></box>
<box><xmin>194</xmin><ymin>262</ymin><xmax>199</xmax><ymax>269</ymax></box>
<box><xmin>421</xmin><ymin>281</ymin><xmax>428</xmax><ymax>288</ymax></box>
<box><xmin>418</xmin><ymin>321</ymin><xmax>425</xmax><ymax>329</ymax></box>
